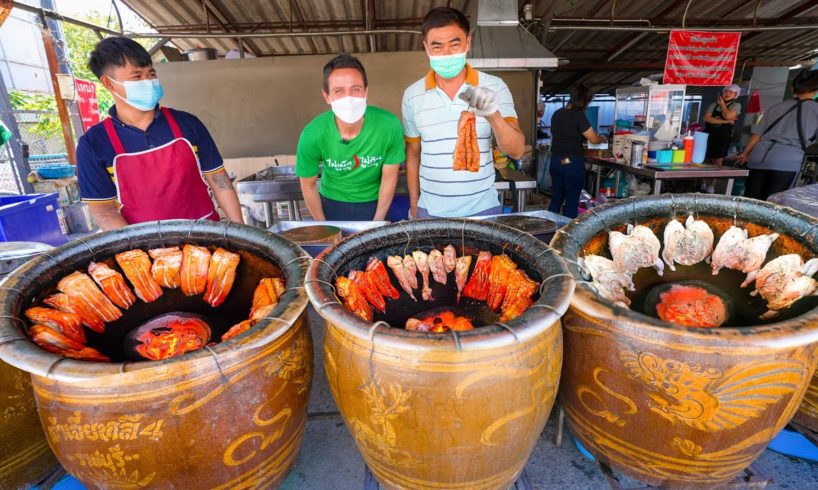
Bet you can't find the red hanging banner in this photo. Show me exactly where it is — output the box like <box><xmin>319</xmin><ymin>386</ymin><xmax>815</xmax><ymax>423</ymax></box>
<box><xmin>74</xmin><ymin>78</ymin><xmax>100</xmax><ymax>131</ymax></box>
<box><xmin>663</xmin><ymin>31</ymin><xmax>741</xmax><ymax>86</ymax></box>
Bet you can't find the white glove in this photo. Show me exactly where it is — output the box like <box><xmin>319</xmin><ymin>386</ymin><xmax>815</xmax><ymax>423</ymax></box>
<box><xmin>459</xmin><ymin>86</ymin><xmax>499</xmax><ymax>117</ymax></box>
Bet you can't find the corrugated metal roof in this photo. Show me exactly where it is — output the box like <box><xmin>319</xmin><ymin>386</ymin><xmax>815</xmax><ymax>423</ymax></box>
<box><xmin>119</xmin><ymin>0</ymin><xmax>818</xmax><ymax>94</ymax></box>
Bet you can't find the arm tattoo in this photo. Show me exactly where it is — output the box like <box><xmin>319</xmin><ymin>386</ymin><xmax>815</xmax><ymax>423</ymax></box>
<box><xmin>212</xmin><ymin>171</ymin><xmax>234</xmax><ymax>191</ymax></box>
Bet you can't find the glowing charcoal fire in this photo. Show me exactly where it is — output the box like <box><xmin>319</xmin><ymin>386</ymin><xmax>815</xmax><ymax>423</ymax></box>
<box><xmin>406</xmin><ymin>307</ymin><xmax>475</xmax><ymax>333</ymax></box>
<box><xmin>655</xmin><ymin>284</ymin><xmax>727</xmax><ymax>328</ymax></box>
<box><xmin>125</xmin><ymin>312</ymin><xmax>211</xmax><ymax>361</ymax></box>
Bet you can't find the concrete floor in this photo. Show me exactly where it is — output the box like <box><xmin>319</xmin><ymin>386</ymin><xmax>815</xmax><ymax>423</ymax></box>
<box><xmin>280</xmin><ymin>307</ymin><xmax>818</xmax><ymax>490</ymax></box>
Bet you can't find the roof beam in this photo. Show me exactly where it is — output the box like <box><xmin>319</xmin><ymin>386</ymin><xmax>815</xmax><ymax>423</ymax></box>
<box><xmin>741</xmin><ymin>0</ymin><xmax>818</xmax><ymax>42</ymax></box>
<box><xmin>203</xmin><ymin>0</ymin><xmax>259</xmax><ymax>57</ymax></box>
<box><xmin>290</xmin><ymin>0</ymin><xmax>319</xmax><ymax>54</ymax></box>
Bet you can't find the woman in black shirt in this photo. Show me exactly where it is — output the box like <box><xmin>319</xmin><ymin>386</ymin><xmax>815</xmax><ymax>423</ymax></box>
<box><xmin>547</xmin><ymin>85</ymin><xmax>607</xmax><ymax>218</ymax></box>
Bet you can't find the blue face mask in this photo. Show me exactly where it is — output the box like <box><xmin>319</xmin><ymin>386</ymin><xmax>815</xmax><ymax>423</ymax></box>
<box><xmin>110</xmin><ymin>78</ymin><xmax>164</xmax><ymax>112</ymax></box>
<box><xmin>428</xmin><ymin>52</ymin><xmax>467</xmax><ymax>79</ymax></box>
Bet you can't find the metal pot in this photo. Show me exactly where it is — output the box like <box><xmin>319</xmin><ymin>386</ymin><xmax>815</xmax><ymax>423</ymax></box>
<box><xmin>0</xmin><ymin>220</ymin><xmax>312</xmax><ymax>489</ymax></box>
<box><xmin>306</xmin><ymin>219</ymin><xmax>574</xmax><ymax>490</ymax></box>
<box><xmin>551</xmin><ymin>194</ymin><xmax>818</xmax><ymax>488</ymax></box>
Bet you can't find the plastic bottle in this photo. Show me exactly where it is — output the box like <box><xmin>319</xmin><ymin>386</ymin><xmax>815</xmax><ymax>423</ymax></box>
<box><xmin>683</xmin><ymin>131</ymin><xmax>695</xmax><ymax>163</ymax></box>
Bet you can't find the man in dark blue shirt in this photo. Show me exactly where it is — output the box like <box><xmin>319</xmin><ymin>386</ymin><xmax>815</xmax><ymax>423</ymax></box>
<box><xmin>77</xmin><ymin>37</ymin><xmax>242</xmax><ymax>230</ymax></box>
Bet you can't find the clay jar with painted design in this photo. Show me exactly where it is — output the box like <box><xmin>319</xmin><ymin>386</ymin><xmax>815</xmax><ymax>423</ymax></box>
<box><xmin>306</xmin><ymin>219</ymin><xmax>574</xmax><ymax>490</ymax></box>
<box><xmin>0</xmin><ymin>221</ymin><xmax>313</xmax><ymax>489</ymax></box>
<box><xmin>551</xmin><ymin>194</ymin><xmax>818</xmax><ymax>489</ymax></box>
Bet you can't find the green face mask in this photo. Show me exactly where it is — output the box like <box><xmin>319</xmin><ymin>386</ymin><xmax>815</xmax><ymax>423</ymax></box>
<box><xmin>429</xmin><ymin>53</ymin><xmax>467</xmax><ymax>79</ymax></box>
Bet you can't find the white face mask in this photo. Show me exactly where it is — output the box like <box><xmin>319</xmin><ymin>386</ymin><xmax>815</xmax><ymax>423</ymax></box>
<box><xmin>330</xmin><ymin>96</ymin><xmax>367</xmax><ymax>124</ymax></box>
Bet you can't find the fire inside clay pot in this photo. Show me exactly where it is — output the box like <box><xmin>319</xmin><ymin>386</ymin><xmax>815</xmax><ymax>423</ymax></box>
<box><xmin>550</xmin><ymin>194</ymin><xmax>818</xmax><ymax>489</ymax></box>
<box><xmin>306</xmin><ymin>219</ymin><xmax>574</xmax><ymax>490</ymax></box>
<box><xmin>0</xmin><ymin>220</ymin><xmax>313</xmax><ymax>489</ymax></box>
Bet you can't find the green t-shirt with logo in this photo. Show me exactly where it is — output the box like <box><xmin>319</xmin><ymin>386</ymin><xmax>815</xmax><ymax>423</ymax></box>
<box><xmin>296</xmin><ymin>105</ymin><xmax>405</xmax><ymax>203</ymax></box>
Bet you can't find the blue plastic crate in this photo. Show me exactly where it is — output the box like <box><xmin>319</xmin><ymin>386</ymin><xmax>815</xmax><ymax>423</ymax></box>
<box><xmin>0</xmin><ymin>193</ymin><xmax>68</xmax><ymax>246</ymax></box>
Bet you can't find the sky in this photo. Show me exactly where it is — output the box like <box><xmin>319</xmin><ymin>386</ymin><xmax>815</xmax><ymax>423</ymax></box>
<box><xmin>54</xmin><ymin>0</ymin><xmax>153</xmax><ymax>32</ymax></box>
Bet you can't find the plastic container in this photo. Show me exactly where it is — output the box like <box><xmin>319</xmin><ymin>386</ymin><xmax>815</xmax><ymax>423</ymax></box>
<box><xmin>0</xmin><ymin>194</ymin><xmax>68</xmax><ymax>246</ymax></box>
<box><xmin>631</xmin><ymin>142</ymin><xmax>646</xmax><ymax>167</ymax></box>
<box><xmin>683</xmin><ymin>132</ymin><xmax>695</xmax><ymax>163</ymax></box>
<box><xmin>692</xmin><ymin>131</ymin><xmax>709</xmax><ymax>164</ymax></box>
<box><xmin>672</xmin><ymin>149</ymin><xmax>686</xmax><ymax>163</ymax></box>
<box><xmin>35</xmin><ymin>164</ymin><xmax>75</xmax><ymax>179</ymax></box>
<box><xmin>657</xmin><ymin>149</ymin><xmax>674</xmax><ymax>164</ymax></box>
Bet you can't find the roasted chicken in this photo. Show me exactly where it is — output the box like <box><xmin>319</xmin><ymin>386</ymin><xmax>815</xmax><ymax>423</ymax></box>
<box><xmin>148</xmin><ymin>247</ymin><xmax>183</xmax><ymax>289</ymax></box>
<box><xmin>115</xmin><ymin>250</ymin><xmax>163</xmax><ymax>303</ymax></box>
<box><xmin>350</xmin><ymin>270</ymin><xmax>386</xmax><ymax>313</ymax></box>
<box><xmin>499</xmin><ymin>268</ymin><xmax>538</xmax><ymax>322</ymax></box>
<box><xmin>88</xmin><ymin>261</ymin><xmax>136</xmax><ymax>309</ymax></box>
<box><xmin>204</xmin><ymin>248</ymin><xmax>241</xmax><ymax>307</ymax></box>
<box><xmin>403</xmin><ymin>255</ymin><xmax>419</xmax><ymax>289</ymax></box>
<box><xmin>24</xmin><ymin>306</ymin><xmax>86</xmax><ymax>344</ymax></box>
<box><xmin>336</xmin><ymin>276</ymin><xmax>373</xmax><ymax>322</ymax></box>
<box><xmin>249</xmin><ymin>278</ymin><xmax>285</xmax><ymax>319</ymax></box>
<box><xmin>463</xmin><ymin>251</ymin><xmax>492</xmax><ymax>301</ymax></box>
<box><xmin>711</xmin><ymin>226</ymin><xmax>779</xmax><ymax>287</ymax></box>
<box><xmin>28</xmin><ymin>324</ymin><xmax>109</xmax><ymax>361</ymax></box>
<box><xmin>455</xmin><ymin>255</ymin><xmax>472</xmax><ymax>302</ymax></box>
<box><xmin>428</xmin><ymin>250</ymin><xmax>447</xmax><ymax>285</ymax></box>
<box><xmin>387</xmin><ymin>255</ymin><xmax>416</xmax><ymax>301</ymax></box>
<box><xmin>486</xmin><ymin>254</ymin><xmax>517</xmax><ymax>311</ymax></box>
<box><xmin>44</xmin><ymin>293</ymin><xmax>106</xmax><ymax>333</ymax></box>
<box><xmin>57</xmin><ymin>271</ymin><xmax>121</xmax><ymax>326</ymax></box>
<box><xmin>443</xmin><ymin>245</ymin><xmax>457</xmax><ymax>273</ymax></box>
<box><xmin>609</xmin><ymin>224</ymin><xmax>664</xmax><ymax>287</ymax></box>
<box><xmin>662</xmin><ymin>215</ymin><xmax>714</xmax><ymax>271</ymax></box>
<box><xmin>180</xmin><ymin>245</ymin><xmax>211</xmax><ymax>296</ymax></box>
<box><xmin>222</xmin><ymin>319</ymin><xmax>254</xmax><ymax>342</ymax></box>
<box><xmin>579</xmin><ymin>255</ymin><xmax>631</xmax><ymax>308</ymax></box>
<box><xmin>753</xmin><ymin>255</ymin><xmax>818</xmax><ymax>319</ymax></box>
<box><xmin>412</xmin><ymin>251</ymin><xmax>433</xmax><ymax>301</ymax></box>
<box><xmin>366</xmin><ymin>257</ymin><xmax>400</xmax><ymax>300</ymax></box>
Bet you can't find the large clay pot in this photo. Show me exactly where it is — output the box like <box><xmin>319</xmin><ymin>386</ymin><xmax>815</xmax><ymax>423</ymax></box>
<box><xmin>551</xmin><ymin>194</ymin><xmax>818</xmax><ymax>488</ymax></box>
<box><xmin>0</xmin><ymin>220</ymin><xmax>313</xmax><ymax>489</ymax></box>
<box><xmin>793</xmin><ymin>373</ymin><xmax>818</xmax><ymax>431</ymax></box>
<box><xmin>0</xmin><ymin>243</ymin><xmax>60</xmax><ymax>489</ymax></box>
<box><xmin>306</xmin><ymin>219</ymin><xmax>574</xmax><ymax>490</ymax></box>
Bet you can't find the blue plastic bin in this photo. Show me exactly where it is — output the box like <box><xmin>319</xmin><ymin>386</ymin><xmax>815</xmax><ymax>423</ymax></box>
<box><xmin>0</xmin><ymin>193</ymin><xmax>68</xmax><ymax>246</ymax></box>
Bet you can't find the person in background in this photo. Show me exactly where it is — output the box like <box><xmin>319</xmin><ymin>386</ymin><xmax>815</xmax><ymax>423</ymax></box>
<box><xmin>547</xmin><ymin>85</ymin><xmax>607</xmax><ymax>218</ymax></box>
<box><xmin>296</xmin><ymin>54</ymin><xmax>404</xmax><ymax>221</ymax></box>
<box><xmin>734</xmin><ymin>69</ymin><xmax>818</xmax><ymax>201</ymax></box>
<box><xmin>702</xmin><ymin>84</ymin><xmax>742</xmax><ymax>193</ymax></box>
<box><xmin>77</xmin><ymin>37</ymin><xmax>242</xmax><ymax>231</ymax></box>
<box><xmin>402</xmin><ymin>6</ymin><xmax>524</xmax><ymax>218</ymax></box>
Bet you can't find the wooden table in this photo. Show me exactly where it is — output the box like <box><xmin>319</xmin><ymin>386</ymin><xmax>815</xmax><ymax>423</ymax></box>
<box><xmin>587</xmin><ymin>156</ymin><xmax>749</xmax><ymax>197</ymax></box>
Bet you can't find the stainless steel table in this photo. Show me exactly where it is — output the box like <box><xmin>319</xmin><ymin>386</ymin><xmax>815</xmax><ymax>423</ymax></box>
<box><xmin>588</xmin><ymin>157</ymin><xmax>748</xmax><ymax>196</ymax></box>
<box><xmin>237</xmin><ymin>166</ymin><xmax>538</xmax><ymax>226</ymax></box>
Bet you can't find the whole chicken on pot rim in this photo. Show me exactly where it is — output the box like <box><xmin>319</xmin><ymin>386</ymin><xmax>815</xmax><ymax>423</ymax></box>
<box><xmin>662</xmin><ymin>215</ymin><xmax>714</xmax><ymax>271</ymax></box>
<box><xmin>711</xmin><ymin>226</ymin><xmax>779</xmax><ymax>287</ymax></box>
<box><xmin>752</xmin><ymin>255</ymin><xmax>818</xmax><ymax>319</ymax></box>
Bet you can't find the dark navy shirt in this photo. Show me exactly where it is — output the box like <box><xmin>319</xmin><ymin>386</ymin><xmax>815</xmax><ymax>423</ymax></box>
<box><xmin>77</xmin><ymin>105</ymin><xmax>224</xmax><ymax>201</ymax></box>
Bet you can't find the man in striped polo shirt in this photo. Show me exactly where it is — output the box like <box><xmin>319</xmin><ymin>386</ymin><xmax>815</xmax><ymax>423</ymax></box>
<box><xmin>402</xmin><ymin>7</ymin><xmax>525</xmax><ymax>218</ymax></box>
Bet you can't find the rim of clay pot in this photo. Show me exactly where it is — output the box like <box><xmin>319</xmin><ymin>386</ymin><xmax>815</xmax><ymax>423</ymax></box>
<box><xmin>305</xmin><ymin>218</ymin><xmax>575</xmax><ymax>351</ymax></box>
<box><xmin>0</xmin><ymin>220</ymin><xmax>310</xmax><ymax>382</ymax></box>
<box><xmin>550</xmin><ymin>193</ymin><xmax>818</xmax><ymax>346</ymax></box>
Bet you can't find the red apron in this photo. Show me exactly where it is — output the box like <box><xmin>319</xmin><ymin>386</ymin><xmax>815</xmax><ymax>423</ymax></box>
<box><xmin>102</xmin><ymin>107</ymin><xmax>218</xmax><ymax>224</ymax></box>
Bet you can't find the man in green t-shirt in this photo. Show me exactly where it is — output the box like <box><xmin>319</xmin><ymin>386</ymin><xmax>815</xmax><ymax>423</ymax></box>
<box><xmin>296</xmin><ymin>54</ymin><xmax>405</xmax><ymax>221</ymax></box>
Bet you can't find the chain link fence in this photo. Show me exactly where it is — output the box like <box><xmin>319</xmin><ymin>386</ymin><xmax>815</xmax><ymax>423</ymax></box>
<box><xmin>0</xmin><ymin>103</ymin><xmax>73</xmax><ymax>195</ymax></box>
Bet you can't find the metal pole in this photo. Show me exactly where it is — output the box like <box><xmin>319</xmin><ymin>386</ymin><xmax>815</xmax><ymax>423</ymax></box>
<box><xmin>40</xmin><ymin>25</ymin><xmax>76</xmax><ymax>164</ymax></box>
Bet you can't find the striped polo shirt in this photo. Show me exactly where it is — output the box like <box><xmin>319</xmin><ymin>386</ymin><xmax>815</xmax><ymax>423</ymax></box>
<box><xmin>402</xmin><ymin>64</ymin><xmax>517</xmax><ymax>217</ymax></box>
